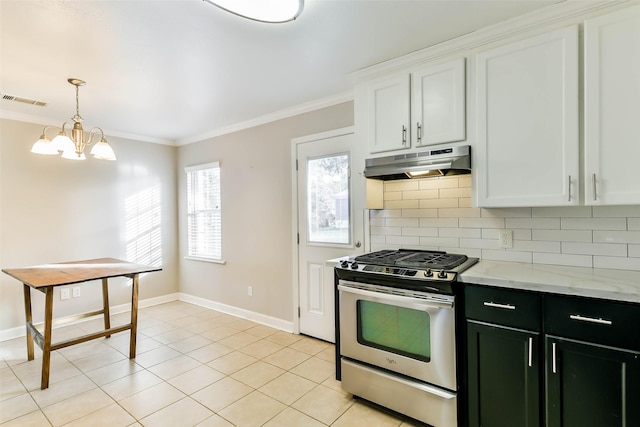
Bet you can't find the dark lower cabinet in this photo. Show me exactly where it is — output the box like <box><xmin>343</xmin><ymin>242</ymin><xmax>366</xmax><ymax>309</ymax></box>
<box><xmin>467</xmin><ymin>321</ymin><xmax>541</xmax><ymax>427</ymax></box>
<box><xmin>465</xmin><ymin>285</ymin><xmax>640</xmax><ymax>427</ymax></box>
<box><xmin>545</xmin><ymin>337</ymin><xmax>640</xmax><ymax>427</ymax></box>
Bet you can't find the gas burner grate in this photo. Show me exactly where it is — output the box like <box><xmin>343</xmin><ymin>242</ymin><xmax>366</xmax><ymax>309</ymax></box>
<box><xmin>355</xmin><ymin>249</ymin><xmax>467</xmax><ymax>270</ymax></box>
<box><xmin>354</xmin><ymin>249</ymin><xmax>413</xmax><ymax>264</ymax></box>
<box><xmin>396</xmin><ymin>252</ymin><xmax>467</xmax><ymax>269</ymax></box>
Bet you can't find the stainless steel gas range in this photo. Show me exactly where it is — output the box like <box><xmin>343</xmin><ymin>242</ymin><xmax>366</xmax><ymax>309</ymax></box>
<box><xmin>335</xmin><ymin>249</ymin><xmax>478</xmax><ymax>427</ymax></box>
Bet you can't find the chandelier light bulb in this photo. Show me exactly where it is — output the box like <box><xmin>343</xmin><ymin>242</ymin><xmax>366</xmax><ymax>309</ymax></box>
<box><xmin>51</xmin><ymin>132</ymin><xmax>74</xmax><ymax>153</ymax></box>
<box><xmin>30</xmin><ymin>135</ymin><xmax>59</xmax><ymax>155</ymax></box>
<box><xmin>61</xmin><ymin>149</ymin><xmax>86</xmax><ymax>160</ymax></box>
<box><xmin>90</xmin><ymin>138</ymin><xmax>117</xmax><ymax>161</ymax></box>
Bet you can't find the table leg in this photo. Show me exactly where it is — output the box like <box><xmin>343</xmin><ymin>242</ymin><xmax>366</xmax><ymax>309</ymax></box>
<box><xmin>41</xmin><ymin>287</ymin><xmax>54</xmax><ymax>389</ymax></box>
<box><xmin>22</xmin><ymin>284</ymin><xmax>34</xmax><ymax>361</ymax></box>
<box><xmin>101</xmin><ymin>278</ymin><xmax>111</xmax><ymax>338</ymax></box>
<box><xmin>129</xmin><ymin>274</ymin><xmax>139</xmax><ymax>359</ymax></box>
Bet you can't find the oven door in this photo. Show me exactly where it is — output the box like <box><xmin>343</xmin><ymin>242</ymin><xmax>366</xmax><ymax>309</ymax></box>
<box><xmin>338</xmin><ymin>280</ymin><xmax>457</xmax><ymax>390</ymax></box>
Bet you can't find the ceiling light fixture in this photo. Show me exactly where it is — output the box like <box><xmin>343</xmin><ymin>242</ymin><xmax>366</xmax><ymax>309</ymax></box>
<box><xmin>202</xmin><ymin>0</ymin><xmax>304</xmax><ymax>23</ymax></box>
<box><xmin>31</xmin><ymin>78</ymin><xmax>116</xmax><ymax>161</ymax></box>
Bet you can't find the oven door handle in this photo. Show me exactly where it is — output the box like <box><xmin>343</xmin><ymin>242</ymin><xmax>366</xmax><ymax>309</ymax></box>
<box><xmin>338</xmin><ymin>283</ymin><xmax>454</xmax><ymax>309</ymax></box>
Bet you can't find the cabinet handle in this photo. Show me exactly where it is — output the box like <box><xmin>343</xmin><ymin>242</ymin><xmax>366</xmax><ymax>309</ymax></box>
<box><xmin>528</xmin><ymin>337</ymin><xmax>533</xmax><ymax>367</ymax></box>
<box><xmin>417</xmin><ymin>123</ymin><xmax>422</xmax><ymax>144</ymax></box>
<box><xmin>483</xmin><ymin>301</ymin><xmax>516</xmax><ymax>310</ymax></box>
<box><xmin>592</xmin><ymin>173</ymin><xmax>597</xmax><ymax>201</ymax></box>
<box><xmin>402</xmin><ymin>126</ymin><xmax>407</xmax><ymax>145</ymax></box>
<box><xmin>568</xmin><ymin>175</ymin><xmax>572</xmax><ymax>202</ymax></box>
<box><xmin>569</xmin><ymin>314</ymin><xmax>612</xmax><ymax>325</ymax></box>
<box><xmin>552</xmin><ymin>342</ymin><xmax>557</xmax><ymax>374</ymax></box>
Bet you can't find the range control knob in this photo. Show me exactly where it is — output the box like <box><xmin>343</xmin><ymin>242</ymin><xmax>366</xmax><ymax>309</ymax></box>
<box><xmin>437</xmin><ymin>270</ymin><xmax>448</xmax><ymax>279</ymax></box>
<box><xmin>350</xmin><ymin>262</ymin><xmax>359</xmax><ymax>269</ymax></box>
<box><xmin>424</xmin><ymin>269</ymin><xmax>433</xmax><ymax>277</ymax></box>
<box><xmin>340</xmin><ymin>260</ymin><xmax>349</xmax><ymax>268</ymax></box>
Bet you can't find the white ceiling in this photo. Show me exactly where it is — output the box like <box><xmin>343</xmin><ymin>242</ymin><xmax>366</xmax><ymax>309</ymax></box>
<box><xmin>0</xmin><ymin>0</ymin><xmax>557</xmax><ymax>145</ymax></box>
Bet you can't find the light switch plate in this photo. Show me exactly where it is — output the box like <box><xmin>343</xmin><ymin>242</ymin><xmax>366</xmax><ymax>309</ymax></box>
<box><xmin>60</xmin><ymin>288</ymin><xmax>70</xmax><ymax>300</ymax></box>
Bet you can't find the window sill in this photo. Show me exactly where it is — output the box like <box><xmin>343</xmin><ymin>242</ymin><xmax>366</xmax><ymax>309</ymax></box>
<box><xmin>184</xmin><ymin>256</ymin><xmax>226</xmax><ymax>265</ymax></box>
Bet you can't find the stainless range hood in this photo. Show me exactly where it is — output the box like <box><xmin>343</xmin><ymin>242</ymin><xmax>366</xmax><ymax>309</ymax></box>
<box><xmin>364</xmin><ymin>145</ymin><xmax>471</xmax><ymax>180</ymax></box>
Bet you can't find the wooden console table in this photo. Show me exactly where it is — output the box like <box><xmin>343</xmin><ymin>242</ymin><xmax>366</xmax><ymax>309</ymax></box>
<box><xmin>2</xmin><ymin>258</ymin><xmax>162</xmax><ymax>389</ymax></box>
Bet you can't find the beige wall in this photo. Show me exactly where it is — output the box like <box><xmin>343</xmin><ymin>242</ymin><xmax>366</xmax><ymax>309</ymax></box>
<box><xmin>0</xmin><ymin>118</ymin><xmax>179</xmax><ymax>332</ymax></box>
<box><xmin>0</xmin><ymin>101</ymin><xmax>354</xmax><ymax>336</ymax></box>
<box><xmin>177</xmin><ymin>102</ymin><xmax>354</xmax><ymax>325</ymax></box>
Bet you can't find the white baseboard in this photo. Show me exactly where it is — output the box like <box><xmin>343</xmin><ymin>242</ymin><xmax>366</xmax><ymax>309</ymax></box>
<box><xmin>0</xmin><ymin>293</ymin><xmax>180</xmax><ymax>342</ymax></box>
<box><xmin>178</xmin><ymin>293</ymin><xmax>295</xmax><ymax>333</ymax></box>
<box><xmin>0</xmin><ymin>292</ymin><xmax>296</xmax><ymax>342</ymax></box>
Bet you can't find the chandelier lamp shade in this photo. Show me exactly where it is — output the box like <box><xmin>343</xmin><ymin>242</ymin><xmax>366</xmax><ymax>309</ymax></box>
<box><xmin>202</xmin><ymin>0</ymin><xmax>304</xmax><ymax>23</ymax></box>
<box><xmin>30</xmin><ymin>78</ymin><xmax>116</xmax><ymax>161</ymax></box>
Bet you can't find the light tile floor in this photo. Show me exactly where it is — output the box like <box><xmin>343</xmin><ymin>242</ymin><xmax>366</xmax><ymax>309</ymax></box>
<box><xmin>0</xmin><ymin>301</ymin><xmax>424</xmax><ymax>426</ymax></box>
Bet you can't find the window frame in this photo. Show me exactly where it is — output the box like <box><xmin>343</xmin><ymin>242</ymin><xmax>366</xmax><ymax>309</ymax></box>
<box><xmin>185</xmin><ymin>162</ymin><xmax>224</xmax><ymax>264</ymax></box>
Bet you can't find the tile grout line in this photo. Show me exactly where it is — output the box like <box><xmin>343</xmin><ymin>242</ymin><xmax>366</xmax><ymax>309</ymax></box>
<box><xmin>1</xmin><ymin>302</ymin><xmax>416</xmax><ymax>427</ymax></box>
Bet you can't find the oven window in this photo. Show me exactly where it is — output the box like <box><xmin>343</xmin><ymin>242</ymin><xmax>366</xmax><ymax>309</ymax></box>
<box><xmin>356</xmin><ymin>300</ymin><xmax>431</xmax><ymax>362</ymax></box>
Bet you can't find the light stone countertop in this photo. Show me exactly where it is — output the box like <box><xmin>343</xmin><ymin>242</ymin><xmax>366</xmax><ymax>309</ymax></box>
<box><xmin>460</xmin><ymin>261</ymin><xmax>640</xmax><ymax>304</ymax></box>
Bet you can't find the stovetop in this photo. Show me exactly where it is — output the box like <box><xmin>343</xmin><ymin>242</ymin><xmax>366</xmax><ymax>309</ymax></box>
<box><xmin>355</xmin><ymin>249</ymin><xmax>469</xmax><ymax>270</ymax></box>
<box><xmin>335</xmin><ymin>249</ymin><xmax>479</xmax><ymax>293</ymax></box>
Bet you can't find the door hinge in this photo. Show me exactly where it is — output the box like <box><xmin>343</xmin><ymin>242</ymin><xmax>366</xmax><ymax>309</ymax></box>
<box><xmin>296</xmin><ymin>159</ymin><xmax>299</xmax><ymax>171</ymax></box>
<box><xmin>298</xmin><ymin>307</ymin><xmax>301</xmax><ymax>317</ymax></box>
<box><xmin>297</xmin><ymin>233</ymin><xmax>300</xmax><ymax>244</ymax></box>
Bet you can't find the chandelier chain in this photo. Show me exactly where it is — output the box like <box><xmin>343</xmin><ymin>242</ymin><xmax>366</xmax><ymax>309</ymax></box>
<box><xmin>75</xmin><ymin>85</ymin><xmax>80</xmax><ymax>119</ymax></box>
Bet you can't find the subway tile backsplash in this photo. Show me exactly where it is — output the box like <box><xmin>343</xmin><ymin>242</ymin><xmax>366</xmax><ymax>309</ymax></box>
<box><xmin>369</xmin><ymin>175</ymin><xmax>640</xmax><ymax>271</ymax></box>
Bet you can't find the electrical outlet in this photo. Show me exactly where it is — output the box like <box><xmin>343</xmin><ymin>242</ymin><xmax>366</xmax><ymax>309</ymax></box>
<box><xmin>60</xmin><ymin>288</ymin><xmax>70</xmax><ymax>300</ymax></box>
<box><xmin>72</xmin><ymin>287</ymin><xmax>81</xmax><ymax>298</ymax></box>
<box><xmin>499</xmin><ymin>229</ymin><xmax>513</xmax><ymax>249</ymax></box>
<box><xmin>247</xmin><ymin>286</ymin><xmax>253</xmax><ymax>297</ymax></box>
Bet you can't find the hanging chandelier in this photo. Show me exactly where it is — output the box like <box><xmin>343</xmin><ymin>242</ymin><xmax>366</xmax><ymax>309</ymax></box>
<box><xmin>202</xmin><ymin>0</ymin><xmax>304</xmax><ymax>23</ymax></box>
<box><xmin>30</xmin><ymin>78</ymin><xmax>116</xmax><ymax>161</ymax></box>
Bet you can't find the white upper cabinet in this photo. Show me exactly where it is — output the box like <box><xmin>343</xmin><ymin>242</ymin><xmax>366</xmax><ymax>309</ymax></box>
<box><xmin>412</xmin><ymin>58</ymin><xmax>466</xmax><ymax>147</ymax></box>
<box><xmin>475</xmin><ymin>26</ymin><xmax>579</xmax><ymax>207</ymax></box>
<box><xmin>584</xmin><ymin>6</ymin><xmax>640</xmax><ymax>205</ymax></box>
<box><xmin>364</xmin><ymin>58</ymin><xmax>467</xmax><ymax>155</ymax></box>
<box><xmin>367</xmin><ymin>75</ymin><xmax>411</xmax><ymax>154</ymax></box>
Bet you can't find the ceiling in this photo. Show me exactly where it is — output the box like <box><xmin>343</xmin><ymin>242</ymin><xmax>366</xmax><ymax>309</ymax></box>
<box><xmin>0</xmin><ymin>0</ymin><xmax>557</xmax><ymax>145</ymax></box>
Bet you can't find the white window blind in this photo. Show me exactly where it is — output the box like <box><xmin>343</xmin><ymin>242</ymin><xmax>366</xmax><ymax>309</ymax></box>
<box><xmin>186</xmin><ymin>162</ymin><xmax>222</xmax><ymax>261</ymax></box>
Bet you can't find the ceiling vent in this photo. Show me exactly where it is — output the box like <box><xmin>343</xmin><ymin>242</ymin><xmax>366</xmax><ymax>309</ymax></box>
<box><xmin>1</xmin><ymin>93</ymin><xmax>47</xmax><ymax>107</ymax></box>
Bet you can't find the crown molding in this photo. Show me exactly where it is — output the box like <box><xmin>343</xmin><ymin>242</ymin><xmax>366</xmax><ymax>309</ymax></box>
<box><xmin>2</xmin><ymin>89</ymin><xmax>354</xmax><ymax>147</ymax></box>
<box><xmin>175</xmin><ymin>90</ymin><xmax>354</xmax><ymax>146</ymax></box>
<box><xmin>0</xmin><ymin>111</ymin><xmax>176</xmax><ymax>146</ymax></box>
<box><xmin>349</xmin><ymin>0</ymin><xmax>630</xmax><ymax>82</ymax></box>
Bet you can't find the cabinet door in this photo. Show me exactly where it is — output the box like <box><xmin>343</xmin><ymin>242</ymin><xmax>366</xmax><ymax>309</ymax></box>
<box><xmin>412</xmin><ymin>58</ymin><xmax>466</xmax><ymax>147</ymax></box>
<box><xmin>475</xmin><ymin>26</ymin><xmax>579</xmax><ymax>207</ymax></box>
<box><xmin>367</xmin><ymin>74</ymin><xmax>411</xmax><ymax>154</ymax></box>
<box><xmin>584</xmin><ymin>6</ymin><xmax>640</xmax><ymax>205</ymax></box>
<box><xmin>467</xmin><ymin>321</ymin><xmax>540</xmax><ymax>427</ymax></box>
<box><xmin>546</xmin><ymin>337</ymin><xmax>640</xmax><ymax>427</ymax></box>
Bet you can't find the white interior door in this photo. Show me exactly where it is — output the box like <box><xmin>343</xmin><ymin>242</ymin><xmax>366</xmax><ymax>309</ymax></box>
<box><xmin>295</xmin><ymin>130</ymin><xmax>363</xmax><ymax>342</ymax></box>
